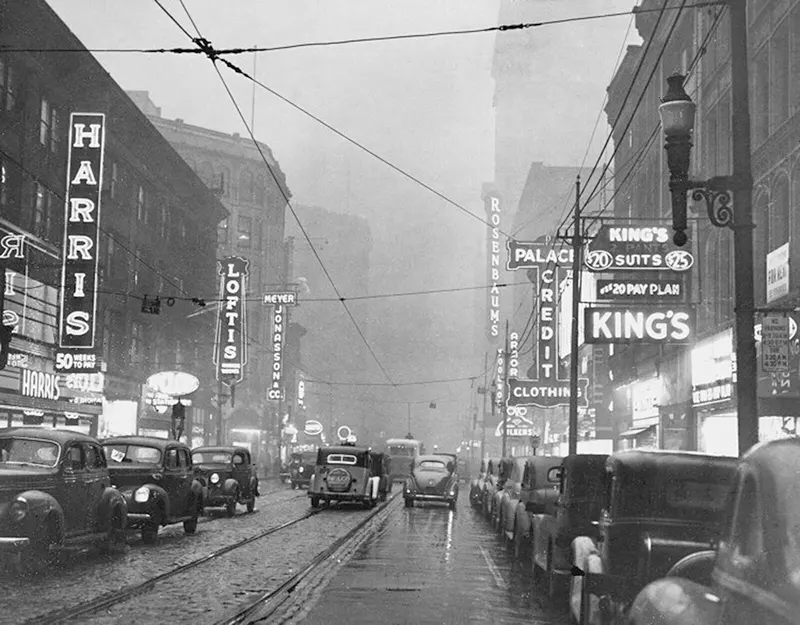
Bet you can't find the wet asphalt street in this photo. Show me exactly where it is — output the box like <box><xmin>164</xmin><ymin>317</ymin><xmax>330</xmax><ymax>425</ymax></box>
<box><xmin>294</xmin><ymin>493</ymin><xmax>569</xmax><ymax>625</ymax></box>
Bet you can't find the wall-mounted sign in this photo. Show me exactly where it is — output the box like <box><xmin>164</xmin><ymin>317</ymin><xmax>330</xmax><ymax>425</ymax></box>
<box><xmin>56</xmin><ymin>113</ymin><xmax>106</xmax><ymax>374</ymax></box>
<box><xmin>0</xmin><ymin>234</ymin><xmax>25</xmax><ymax>260</ymax></box>
<box><xmin>584</xmin><ymin>306</ymin><xmax>695</xmax><ymax>343</ymax></box>
<box><xmin>762</xmin><ymin>315</ymin><xmax>790</xmax><ymax>372</ymax></box>
<box><xmin>506</xmin><ymin>240</ymin><xmax>573</xmax><ymax>270</ymax></box>
<box><xmin>264</xmin><ymin>292</ymin><xmax>297</xmax><ymax>401</ymax></box>
<box><xmin>595</xmin><ymin>278</ymin><xmax>684</xmax><ymax>301</ymax></box>
<box><xmin>20</xmin><ymin>369</ymin><xmax>61</xmax><ymax>401</ymax></box>
<box><xmin>62</xmin><ymin>372</ymin><xmax>105</xmax><ymax>405</ymax></box>
<box><xmin>505</xmin><ymin>237</ymin><xmax>589</xmax><ymax>408</ymax></box>
<box><xmin>337</xmin><ymin>425</ymin><xmax>352</xmax><ymax>440</ymax></box>
<box><xmin>494</xmin><ymin>414</ymin><xmax>536</xmax><ymax>438</ymax></box>
<box><xmin>213</xmin><ymin>257</ymin><xmax>249</xmax><ymax>385</ymax></box>
<box><xmin>766</xmin><ymin>243</ymin><xmax>789</xmax><ymax>304</ymax></box>
<box><xmin>485</xmin><ymin>193</ymin><xmax>502</xmax><ymax>342</ymax></box>
<box><xmin>584</xmin><ymin>224</ymin><xmax>694</xmax><ymax>272</ymax></box>
<box><xmin>145</xmin><ymin>371</ymin><xmax>200</xmax><ymax>397</ymax></box>
<box><xmin>304</xmin><ymin>420</ymin><xmax>324</xmax><ymax>436</ymax></box>
<box><xmin>693</xmin><ymin>380</ymin><xmax>734</xmax><ymax>407</ymax></box>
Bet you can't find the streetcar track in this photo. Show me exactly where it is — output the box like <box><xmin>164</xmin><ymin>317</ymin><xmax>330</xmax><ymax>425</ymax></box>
<box><xmin>25</xmin><ymin>498</ymin><xmax>321</xmax><ymax>625</ymax></box>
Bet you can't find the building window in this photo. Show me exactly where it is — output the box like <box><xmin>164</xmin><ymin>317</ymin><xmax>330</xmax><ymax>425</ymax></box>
<box><xmin>254</xmin><ymin>219</ymin><xmax>263</xmax><ymax>250</ymax></box>
<box><xmin>772</xmin><ymin>22</ymin><xmax>790</xmax><ymax>130</ymax></box>
<box><xmin>160</xmin><ymin>199</ymin><xmax>168</xmax><ymax>238</ymax></box>
<box><xmin>769</xmin><ymin>176</ymin><xmax>790</xmax><ymax>251</ymax></box>
<box><xmin>136</xmin><ymin>185</ymin><xmax>145</xmax><ymax>221</ymax></box>
<box><xmin>240</xmin><ymin>169</ymin><xmax>254</xmax><ymax>203</ymax></box>
<box><xmin>237</xmin><ymin>215</ymin><xmax>252</xmax><ymax>247</ymax></box>
<box><xmin>131</xmin><ymin>321</ymin><xmax>144</xmax><ymax>361</ymax></box>
<box><xmin>792</xmin><ymin>7</ymin><xmax>800</xmax><ymax>116</ymax></box>
<box><xmin>255</xmin><ymin>176</ymin><xmax>266</xmax><ymax>204</ymax></box>
<box><xmin>218</xmin><ymin>217</ymin><xmax>229</xmax><ymax>244</ymax></box>
<box><xmin>110</xmin><ymin>162</ymin><xmax>118</xmax><ymax>199</ymax></box>
<box><xmin>31</xmin><ymin>181</ymin><xmax>54</xmax><ymax>239</ymax></box>
<box><xmin>102</xmin><ymin>310</ymin><xmax>112</xmax><ymax>364</ymax></box>
<box><xmin>0</xmin><ymin>60</ymin><xmax>17</xmax><ymax>112</ymax></box>
<box><xmin>0</xmin><ymin>161</ymin><xmax>7</xmax><ymax>212</ymax></box>
<box><xmin>219</xmin><ymin>167</ymin><xmax>230</xmax><ymax>197</ymax></box>
<box><xmin>39</xmin><ymin>98</ymin><xmax>50</xmax><ymax>146</ymax></box>
<box><xmin>753</xmin><ymin>45</ymin><xmax>769</xmax><ymax>146</ymax></box>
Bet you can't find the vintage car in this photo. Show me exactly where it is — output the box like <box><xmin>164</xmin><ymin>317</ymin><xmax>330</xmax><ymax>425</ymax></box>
<box><xmin>493</xmin><ymin>457</ymin><xmax>528</xmax><ymax>534</ymax></box>
<box><xmin>570</xmin><ymin>450</ymin><xmax>737</xmax><ymax>625</ymax></box>
<box><xmin>192</xmin><ymin>446</ymin><xmax>259</xmax><ymax>516</ymax></box>
<box><xmin>403</xmin><ymin>454</ymin><xmax>458</xmax><ymax>509</ymax></box>
<box><xmin>307</xmin><ymin>444</ymin><xmax>381</xmax><ymax>509</ymax></box>
<box><xmin>287</xmin><ymin>450</ymin><xmax>317</xmax><ymax>489</ymax></box>
<box><xmin>103</xmin><ymin>436</ymin><xmax>204</xmax><ymax>543</ymax></box>
<box><xmin>528</xmin><ymin>454</ymin><xmax>608</xmax><ymax>598</ymax></box>
<box><xmin>456</xmin><ymin>457</ymin><xmax>470</xmax><ymax>482</ymax></box>
<box><xmin>627</xmin><ymin>438</ymin><xmax>800</xmax><ymax>625</ymax></box>
<box><xmin>483</xmin><ymin>457</ymin><xmax>513</xmax><ymax>520</ymax></box>
<box><xmin>369</xmin><ymin>451</ymin><xmax>392</xmax><ymax>501</ymax></box>
<box><xmin>469</xmin><ymin>459</ymin><xmax>488</xmax><ymax>509</ymax></box>
<box><xmin>0</xmin><ymin>428</ymin><xmax>127</xmax><ymax>573</ymax></box>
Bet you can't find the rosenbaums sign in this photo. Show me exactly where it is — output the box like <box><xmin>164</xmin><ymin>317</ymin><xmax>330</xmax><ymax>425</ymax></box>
<box><xmin>584</xmin><ymin>306</ymin><xmax>695</xmax><ymax>344</ymax></box>
<box><xmin>56</xmin><ymin>113</ymin><xmax>107</xmax><ymax>374</ymax></box>
<box><xmin>584</xmin><ymin>224</ymin><xmax>694</xmax><ymax>272</ymax></box>
<box><xmin>213</xmin><ymin>257</ymin><xmax>249</xmax><ymax>385</ymax></box>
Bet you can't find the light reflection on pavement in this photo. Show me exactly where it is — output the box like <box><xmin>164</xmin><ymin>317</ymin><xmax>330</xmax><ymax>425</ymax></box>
<box><xmin>298</xmin><ymin>498</ymin><xmax>569</xmax><ymax>624</ymax></box>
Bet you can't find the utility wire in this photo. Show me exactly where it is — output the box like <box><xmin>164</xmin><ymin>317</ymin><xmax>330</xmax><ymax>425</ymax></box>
<box><xmin>1</xmin><ymin>3</ymin><xmax>722</xmax><ymax>55</ymax></box>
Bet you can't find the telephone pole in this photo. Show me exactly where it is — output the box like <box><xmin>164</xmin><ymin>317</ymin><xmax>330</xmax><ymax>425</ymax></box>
<box><xmin>481</xmin><ymin>352</ymin><xmax>488</xmax><ymax>463</ymax></box>
<box><xmin>501</xmin><ymin>320</ymin><xmax>510</xmax><ymax>457</ymax></box>
<box><xmin>568</xmin><ymin>175</ymin><xmax>583</xmax><ymax>456</ymax></box>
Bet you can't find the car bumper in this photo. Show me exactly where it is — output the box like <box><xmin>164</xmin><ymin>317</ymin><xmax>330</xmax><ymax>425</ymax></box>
<box><xmin>310</xmin><ymin>492</ymin><xmax>370</xmax><ymax>502</ymax></box>
<box><xmin>125</xmin><ymin>512</ymin><xmax>155</xmax><ymax>527</ymax></box>
<box><xmin>205</xmin><ymin>493</ymin><xmax>236</xmax><ymax>507</ymax></box>
<box><xmin>407</xmin><ymin>493</ymin><xmax>456</xmax><ymax>502</ymax></box>
<box><xmin>0</xmin><ymin>536</ymin><xmax>30</xmax><ymax>551</ymax></box>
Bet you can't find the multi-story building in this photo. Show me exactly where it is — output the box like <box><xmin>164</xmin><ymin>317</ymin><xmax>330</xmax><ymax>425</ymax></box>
<box><xmin>127</xmin><ymin>92</ymin><xmax>291</xmax><ymax>458</ymax></box>
<box><xmin>0</xmin><ymin>0</ymin><xmax>226</xmax><ymax>439</ymax></box>
<box><xmin>605</xmin><ymin>0</ymin><xmax>800</xmax><ymax>455</ymax></box>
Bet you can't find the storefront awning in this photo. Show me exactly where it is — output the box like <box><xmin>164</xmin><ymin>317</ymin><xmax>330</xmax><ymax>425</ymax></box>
<box><xmin>619</xmin><ymin>425</ymin><xmax>654</xmax><ymax>439</ymax></box>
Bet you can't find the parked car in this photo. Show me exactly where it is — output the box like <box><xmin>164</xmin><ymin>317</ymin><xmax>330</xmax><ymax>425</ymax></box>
<box><xmin>287</xmin><ymin>450</ymin><xmax>316</xmax><ymax>489</ymax></box>
<box><xmin>570</xmin><ymin>450</ymin><xmax>737</xmax><ymax>625</ymax></box>
<box><xmin>307</xmin><ymin>444</ymin><xmax>381</xmax><ymax>509</ymax></box>
<box><xmin>482</xmin><ymin>457</ymin><xmax>512</xmax><ymax>520</ymax></box>
<box><xmin>469</xmin><ymin>459</ymin><xmax>488</xmax><ymax>509</ymax></box>
<box><xmin>403</xmin><ymin>454</ymin><xmax>459</xmax><ymax>509</ymax></box>
<box><xmin>456</xmin><ymin>457</ymin><xmax>470</xmax><ymax>482</ymax></box>
<box><xmin>102</xmin><ymin>436</ymin><xmax>204</xmax><ymax>544</ymax></box>
<box><xmin>627</xmin><ymin>437</ymin><xmax>800</xmax><ymax>625</ymax></box>
<box><xmin>192</xmin><ymin>446</ymin><xmax>259</xmax><ymax>516</ymax></box>
<box><xmin>529</xmin><ymin>454</ymin><xmax>607</xmax><ymax>598</ymax></box>
<box><xmin>0</xmin><ymin>428</ymin><xmax>128</xmax><ymax>573</ymax></box>
<box><xmin>369</xmin><ymin>451</ymin><xmax>392</xmax><ymax>501</ymax></box>
<box><xmin>494</xmin><ymin>457</ymin><xmax>531</xmax><ymax>536</ymax></box>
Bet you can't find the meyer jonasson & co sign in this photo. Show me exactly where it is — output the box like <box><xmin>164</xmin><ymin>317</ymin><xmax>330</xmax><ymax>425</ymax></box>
<box><xmin>213</xmin><ymin>257</ymin><xmax>249</xmax><ymax>385</ymax></box>
<box><xmin>264</xmin><ymin>292</ymin><xmax>297</xmax><ymax>401</ymax></box>
<box><xmin>504</xmin><ymin>236</ymin><xmax>588</xmax><ymax>408</ymax></box>
<box><xmin>584</xmin><ymin>225</ymin><xmax>694</xmax><ymax>273</ymax></box>
<box><xmin>56</xmin><ymin>113</ymin><xmax>107</xmax><ymax>374</ymax></box>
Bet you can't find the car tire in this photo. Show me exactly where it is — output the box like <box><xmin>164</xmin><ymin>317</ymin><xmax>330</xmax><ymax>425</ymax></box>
<box><xmin>513</xmin><ymin>529</ymin><xmax>522</xmax><ymax>560</ymax></box>
<box><xmin>310</xmin><ymin>496</ymin><xmax>320</xmax><ymax>509</ymax></box>
<box><xmin>142</xmin><ymin>508</ymin><xmax>161</xmax><ymax>545</ymax></box>
<box><xmin>23</xmin><ymin>516</ymin><xmax>59</xmax><ymax>575</ymax></box>
<box><xmin>103</xmin><ymin>507</ymin><xmax>127</xmax><ymax>554</ymax></box>
<box><xmin>226</xmin><ymin>500</ymin><xmax>237</xmax><ymax>517</ymax></box>
<box><xmin>404</xmin><ymin>497</ymin><xmax>413</xmax><ymax>508</ymax></box>
<box><xmin>246</xmin><ymin>498</ymin><xmax>255</xmax><ymax>513</ymax></box>
<box><xmin>448</xmin><ymin>500</ymin><xmax>456</xmax><ymax>511</ymax></box>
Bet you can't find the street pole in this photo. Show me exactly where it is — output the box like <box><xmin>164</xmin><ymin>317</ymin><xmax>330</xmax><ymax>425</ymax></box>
<box><xmin>407</xmin><ymin>402</ymin><xmax>411</xmax><ymax>437</ymax></box>
<box><xmin>568</xmin><ymin>175</ymin><xmax>583</xmax><ymax>456</ymax></box>
<box><xmin>481</xmin><ymin>352</ymin><xmax>488</xmax><ymax>463</ymax></box>
<box><xmin>729</xmin><ymin>0</ymin><xmax>757</xmax><ymax>455</ymax></box>
<box><xmin>502</xmin><ymin>320</ymin><xmax>509</xmax><ymax>457</ymax></box>
<box><xmin>216</xmin><ymin>379</ymin><xmax>224</xmax><ymax>446</ymax></box>
<box><xmin>277</xmin><ymin>393</ymin><xmax>283</xmax><ymax>465</ymax></box>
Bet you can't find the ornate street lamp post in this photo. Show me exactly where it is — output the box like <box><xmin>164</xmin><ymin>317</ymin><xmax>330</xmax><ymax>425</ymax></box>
<box><xmin>658</xmin><ymin>0</ymin><xmax>757</xmax><ymax>455</ymax></box>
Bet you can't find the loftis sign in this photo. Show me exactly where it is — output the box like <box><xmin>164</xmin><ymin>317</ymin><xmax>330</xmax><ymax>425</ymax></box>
<box><xmin>584</xmin><ymin>224</ymin><xmax>694</xmax><ymax>272</ymax></box>
<box><xmin>505</xmin><ymin>236</ymin><xmax>589</xmax><ymax>408</ymax></box>
<box><xmin>213</xmin><ymin>257</ymin><xmax>249</xmax><ymax>385</ymax></box>
<box><xmin>584</xmin><ymin>306</ymin><xmax>695</xmax><ymax>343</ymax></box>
<box><xmin>56</xmin><ymin>113</ymin><xmax>106</xmax><ymax>374</ymax></box>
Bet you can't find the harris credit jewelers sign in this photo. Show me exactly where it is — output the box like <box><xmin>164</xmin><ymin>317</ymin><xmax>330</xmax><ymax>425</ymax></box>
<box><xmin>213</xmin><ymin>257</ymin><xmax>249</xmax><ymax>385</ymax></box>
<box><xmin>56</xmin><ymin>113</ymin><xmax>106</xmax><ymax>373</ymax></box>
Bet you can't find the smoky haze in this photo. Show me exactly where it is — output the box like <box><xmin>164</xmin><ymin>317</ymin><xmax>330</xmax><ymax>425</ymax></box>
<box><xmin>49</xmin><ymin>0</ymin><xmax>635</xmax><ymax>451</ymax></box>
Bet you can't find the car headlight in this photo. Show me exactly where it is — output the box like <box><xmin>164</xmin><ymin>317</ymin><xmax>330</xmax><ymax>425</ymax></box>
<box><xmin>9</xmin><ymin>497</ymin><xmax>28</xmax><ymax>522</ymax></box>
<box><xmin>134</xmin><ymin>486</ymin><xmax>150</xmax><ymax>503</ymax></box>
<box><xmin>299</xmin><ymin>467</ymin><xmax>304</xmax><ymax>473</ymax></box>
<box><xmin>210</xmin><ymin>473</ymin><xmax>220</xmax><ymax>484</ymax></box>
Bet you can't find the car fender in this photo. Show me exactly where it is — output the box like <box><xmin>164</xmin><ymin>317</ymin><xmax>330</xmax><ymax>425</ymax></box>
<box><xmin>628</xmin><ymin>578</ymin><xmax>721</xmax><ymax>625</ymax></box>
<box><xmin>514</xmin><ymin>502</ymin><xmax>532</xmax><ymax>540</ymax></box>
<box><xmin>249</xmin><ymin>476</ymin><xmax>260</xmax><ymax>496</ymax></box>
<box><xmin>190</xmin><ymin>478</ymin><xmax>204</xmax><ymax>508</ymax></box>
<box><xmin>370</xmin><ymin>476</ymin><xmax>380</xmax><ymax>499</ymax></box>
<box><xmin>137</xmin><ymin>482</ymin><xmax>169</xmax><ymax>517</ymax></box>
<box><xmin>223</xmin><ymin>478</ymin><xmax>239</xmax><ymax>494</ymax></box>
<box><xmin>570</xmin><ymin>535</ymin><xmax>603</xmax><ymax>624</ymax></box>
<box><xmin>14</xmin><ymin>489</ymin><xmax>65</xmax><ymax>538</ymax></box>
<box><xmin>99</xmin><ymin>487</ymin><xmax>128</xmax><ymax>530</ymax></box>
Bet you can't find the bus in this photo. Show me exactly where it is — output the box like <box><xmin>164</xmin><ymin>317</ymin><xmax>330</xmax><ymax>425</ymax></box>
<box><xmin>385</xmin><ymin>438</ymin><xmax>425</xmax><ymax>481</ymax></box>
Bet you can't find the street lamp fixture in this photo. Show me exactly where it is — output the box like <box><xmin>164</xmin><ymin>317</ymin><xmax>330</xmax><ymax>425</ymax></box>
<box><xmin>659</xmin><ymin>74</ymin><xmax>736</xmax><ymax>247</ymax></box>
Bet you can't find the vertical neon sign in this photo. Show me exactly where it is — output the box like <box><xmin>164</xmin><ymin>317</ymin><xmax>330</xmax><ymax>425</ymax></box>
<box><xmin>213</xmin><ymin>256</ymin><xmax>249</xmax><ymax>384</ymax></box>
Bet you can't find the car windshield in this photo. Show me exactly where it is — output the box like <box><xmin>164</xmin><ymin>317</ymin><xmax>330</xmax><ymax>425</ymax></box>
<box><xmin>103</xmin><ymin>444</ymin><xmax>162</xmax><ymax>465</ymax></box>
<box><xmin>193</xmin><ymin>451</ymin><xmax>232</xmax><ymax>464</ymax></box>
<box><xmin>417</xmin><ymin>460</ymin><xmax>447</xmax><ymax>472</ymax></box>
<box><xmin>0</xmin><ymin>437</ymin><xmax>60</xmax><ymax>467</ymax></box>
<box><xmin>388</xmin><ymin>446</ymin><xmax>415</xmax><ymax>456</ymax></box>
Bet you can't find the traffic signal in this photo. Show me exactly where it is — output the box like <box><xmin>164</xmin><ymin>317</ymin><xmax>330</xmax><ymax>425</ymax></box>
<box><xmin>0</xmin><ymin>323</ymin><xmax>13</xmax><ymax>371</ymax></box>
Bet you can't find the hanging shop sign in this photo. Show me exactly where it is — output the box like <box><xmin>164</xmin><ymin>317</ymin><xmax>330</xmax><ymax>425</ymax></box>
<box><xmin>485</xmin><ymin>193</ymin><xmax>502</xmax><ymax>342</ymax></box>
<box><xmin>761</xmin><ymin>315</ymin><xmax>790</xmax><ymax>373</ymax></box>
<box><xmin>494</xmin><ymin>414</ymin><xmax>535</xmax><ymax>438</ymax></box>
<box><xmin>264</xmin><ymin>291</ymin><xmax>298</xmax><ymax>401</ymax></box>
<box><xmin>505</xmin><ymin>237</ymin><xmax>589</xmax><ymax>408</ymax></box>
<box><xmin>584</xmin><ymin>306</ymin><xmax>695</xmax><ymax>343</ymax></box>
<box><xmin>766</xmin><ymin>243</ymin><xmax>789</xmax><ymax>304</ymax></box>
<box><xmin>145</xmin><ymin>371</ymin><xmax>200</xmax><ymax>397</ymax></box>
<box><xmin>56</xmin><ymin>113</ymin><xmax>106</xmax><ymax>374</ymax></box>
<box><xmin>337</xmin><ymin>425</ymin><xmax>352</xmax><ymax>440</ymax></box>
<box><xmin>213</xmin><ymin>257</ymin><xmax>249</xmax><ymax>385</ymax></box>
<box><xmin>584</xmin><ymin>224</ymin><xmax>694</xmax><ymax>272</ymax></box>
<box><xmin>506</xmin><ymin>240</ymin><xmax>574</xmax><ymax>270</ymax></box>
<box><xmin>304</xmin><ymin>420</ymin><xmax>324</xmax><ymax>436</ymax></box>
<box><xmin>595</xmin><ymin>278</ymin><xmax>684</xmax><ymax>301</ymax></box>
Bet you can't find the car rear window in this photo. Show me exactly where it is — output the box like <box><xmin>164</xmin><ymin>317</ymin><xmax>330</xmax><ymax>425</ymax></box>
<box><xmin>193</xmin><ymin>452</ymin><xmax>232</xmax><ymax>464</ymax></box>
<box><xmin>104</xmin><ymin>444</ymin><xmax>161</xmax><ymax>465</ymax></box>
<box><xmin>388</xmin><ymin>446</ymin><xmax>414</xmax><ymax>456</ymax></box>
<box><xmin>0</xmin><ymin>437</ymin><xmax>60</xmax><ymax>467</ymax></box>
<box><xmin>325</xmin><ymin>454</ymin><xmax>357</xmax><ymax>465</ymax></box>
<box><xmin>664</xmin><ymin>480</ymin><xmax>729</xmax><ymax>512</ymax></box>
<box><xmin>418</xmin><ymin>460</ymin><xmax>447</xmax><ymax>471</ymax></box>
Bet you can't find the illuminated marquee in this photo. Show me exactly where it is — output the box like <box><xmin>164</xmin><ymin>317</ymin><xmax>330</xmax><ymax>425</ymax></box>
<box><xmin>485</xmin><ymin>193</ymin><xmax>502</xmax><ymax>342</ymax></box>
<box><xmin>264</xmin><ymin>292</ymin><xmax>298</xmax><ymax>401</ymax></box>
<box><xmin>505</xmin><ymin>237</ymin><xmax>588</xmax><ymax>408</ymax></box>
<box><xmin>56</xmin><ymin>113</ymin><xmax>106</xmax><ymax>373</ymax></box>
<box><xmin>584</xmin><ymin>224</ymin><xmax>694</xmax><ymax>272</ymax></box>
<box><xmin>213</xmin><ymin>257</ymin><xmax>249</xmax><ymax>384</ymax></box>
<box><xmin>584</xmin><ymin>306</ymin><xmax>695</xmax><ymax>343</ymax></box>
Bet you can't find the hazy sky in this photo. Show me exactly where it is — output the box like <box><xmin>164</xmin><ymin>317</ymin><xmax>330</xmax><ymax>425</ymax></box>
<box><xmin>48</xmin><ymin>0</ymin><xmax>637</xmax><ymax>447</ymax></box>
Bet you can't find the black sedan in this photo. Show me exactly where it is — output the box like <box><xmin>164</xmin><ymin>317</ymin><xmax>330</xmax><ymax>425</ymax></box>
<box><xmin>403</xmin><ymin>454</ymin><xmax>458</xmax><ymax>510</ymax></box>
